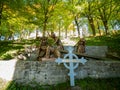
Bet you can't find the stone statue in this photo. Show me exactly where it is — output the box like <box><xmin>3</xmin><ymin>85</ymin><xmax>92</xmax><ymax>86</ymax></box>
<box><xmin>74</xmin><ymin>38</ymin><xmax>86</xmax><ymax>53</ymax></box>
<box><xmin>45</xmin><ymin>32</ymin><xmax>64</xmax><ymax>58</ymax></box>
<box><xmin>38</xmin><ymin>37</ymin><xmax>48</xmax><ymax>60</ymax></box>
<box><xmin>51</xmin><ymin>32</ymin><xmax>64</xmax><ymax>50</ymax></box>
<box><xmin>38</xmin><ymin>32</ymin><xmax>64</xmax><ymax>60</ymax></box>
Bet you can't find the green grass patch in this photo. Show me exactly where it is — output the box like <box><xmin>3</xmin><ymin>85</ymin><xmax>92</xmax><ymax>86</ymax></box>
<box><xmin>0</xmin><ymin>78</ymin><xmax>120</xmax><ymax>90</ymax></box>
<box><xmin>1</xmin><ymin>53</ymin><xmax>13</xmax><ymax>60</ymax></box>
<box><xmin>76</xmin><ymin>78</ymin><xmax>120</xmax><ymax>90</ymax></box>
<box><xmin>0</xmin><ymin>43</ymin><xmax>24</xmax><ymax>60</ymax></box>
<box><xmin>0</xmin><ymin>39</ymin><xmax>40</xmax><ymax>60</ymax></box>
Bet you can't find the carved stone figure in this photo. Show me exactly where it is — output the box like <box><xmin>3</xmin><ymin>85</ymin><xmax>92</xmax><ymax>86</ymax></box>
<box><xmin>50</xmin><ymin>32</ymin><xmax>64</xmax><ymax>50</ymax></box>
<box><xmin>45</xmin><ymin>32</ymin><xmax>64</xmax><ymax>58</ymax></box>
<box><xmin>74</xmin><ymin>38</ymin><xmax>86</xmax><ymax>53</ymax></box>
<box><xmin>38</xmin><ymin>37</ymin><xmax>48</xmax><ymax>60</ymax></box>
<box><xmin>38</xmin><ymin>32</ymin><xmax>64</xmax><ymax>60</ymax></box>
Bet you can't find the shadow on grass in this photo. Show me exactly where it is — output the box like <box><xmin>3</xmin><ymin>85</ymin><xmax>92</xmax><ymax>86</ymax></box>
<box><xmin>5</xmin><ymin>77</ymin><xmax>120</xmax><ymax>90</ymax></box>
<box><xmin>0</xmin><ymin>39</ymin><xmax>40</xmax><ymax>60</ymax></box>
<box><xmin>76</xmin><ymin>77</ymin><xmax>120</xmax><ymax>90</ymax></box>
<box><xmin>0</xmin><ymin>44</ymin><xmax>24</xmax><ymax>60</ymax></box>
<box><xmin>0</xmin><ymin>41</ymin><xmax>23</xmax><ymax>53</ymax></box>
<box><xmin>6</xmin><ymin>81</ymin><xmax>70</xmax><ymax>90</ymax></box>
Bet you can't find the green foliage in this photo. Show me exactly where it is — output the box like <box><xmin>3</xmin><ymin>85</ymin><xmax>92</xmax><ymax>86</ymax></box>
<box><xmin>1</xmin><ymin>0</ymin><xmax>120</xmax><ymax>39</ymax></box>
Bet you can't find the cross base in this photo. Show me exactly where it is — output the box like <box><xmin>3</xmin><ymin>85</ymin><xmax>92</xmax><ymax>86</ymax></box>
<box><xmin>68</xmin><ymin>86</ymin><xmax>81</xmax><ymax>90</ymax></box>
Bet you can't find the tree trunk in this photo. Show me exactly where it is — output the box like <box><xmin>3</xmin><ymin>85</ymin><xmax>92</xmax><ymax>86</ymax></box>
<box><xmin>36</xmin><ymin>29</ymin><xmax>38</xmax><ymax>39</ymax></box>
<box><xmin>20</xmin><ymin>30</ymin><xmax>24</xmax><ymax>40</ymax></box>
<box><xmin>43</xmin><ymin>21</ymin><xmax>47</xmax><ymax>37</ymax></box>
<box><xmin>98</xmin><ymin>8</ymin><xmax>109</xmax><ymax>35</ymax></box>
<box><xmin>65</xmin><ymin>28</ymin><xmax>67</xmax><ymax>38</ymax></box>
<box><xmin>88</xmin><ymin>17</ymin><xmax>96</xmax><ymax>36</ymax></box>
<box><xmin>73</xmin><ymin>23</ymin><xmax>75</xmax><ymax>35</ymax></box>
<box><xmin>5</xmin><ymin>35</ymin><xmax>9</xmax><ymax>40</ymax></box>
<box><xmin>97</xmin><ymin>21</ymin><xmax>101</xmax><ymax>36</ymax></box>
<box><xmin>20</xmin><ymin>33</ymin><xmax>23</xmax><ymax>40</ymax></box>
<box><xmin>0</xmin><ymin>2</ymin><xmax>3</xmax><ymax>25</ymax></box>
<box><xmin>102</xmin><ymin>19</ymin><xmax>108</xmax><ymax>35</ymax></box>
<box><xmin>58</xmin><ymin>22</ymin><xmax>61</xmax><ymax>38</ymax></box>
<box><xmin>0</xmin><ymin>34</ymin><xmax>1</xmax><ymax>41</ymax></box>
<box><xmin>74</xmin><ymin>17</ymin><xmax>80</xmax><ymax>37</ymax></box>
<box><xmin>9</xmin><ymin>33</ymin><xmax>14</xmax><ymax>40</ymax></box>
<box><xmin>12</xmin><ymin>34</ymin><xmax>14</xmax><ymax>40</ymax></box>
<box><xmin>42</xmin><ymin>14</ymin><xmax>48</xmax><ymax>37</ymax></box>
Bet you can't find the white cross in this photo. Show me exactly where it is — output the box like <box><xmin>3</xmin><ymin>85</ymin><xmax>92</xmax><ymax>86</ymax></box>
<box><xmin>55</xmin><ymin>47</ymin><xmax>87</xmax><ymax>86</ymax></box>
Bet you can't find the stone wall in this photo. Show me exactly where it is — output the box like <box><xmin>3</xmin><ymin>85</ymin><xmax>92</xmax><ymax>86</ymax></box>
<box><xmin>85</xmin><ymin>46</ymin><xmax>108</xmax><ymax>57</ymax></box>
<box><xmin>64</xmin><ymin>46</ymin><xmax>108</xmax><ymax>57</ymax></box>
<box><xmin>0</xmin><ymin>59</ymin><xmax>120</xmax><ymax>85</ymax></box>
<box><xmin>13</xmin><ymin>61</ymin><xmax>68</xmax><ymax>85</ymax></box>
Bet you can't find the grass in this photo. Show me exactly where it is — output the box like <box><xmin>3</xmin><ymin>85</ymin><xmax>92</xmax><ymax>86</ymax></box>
<box><xmin>0</xmin><ymin>41</ymin><xmax>23</xmax><ymax>60</ymax></box>
<box><xmin>0</xmin><ymin>78</ymin><xmax>120</xmax><ymax>90</ymax></box>
<box><xmin>0</xmin><ymin>39</ymin><xmax>40</xmax><ymax>60</ymax></box>
<box><xmin>76</xmin><ymin>78</ymin><xmax>120</xmax><ymax>90</ymax></box>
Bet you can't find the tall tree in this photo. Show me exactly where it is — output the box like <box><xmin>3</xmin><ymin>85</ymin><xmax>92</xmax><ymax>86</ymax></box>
<box><xmin>31</xmin><ymin>0</ymin><xmax>59</xmax><ymax>37</ymax></box>
<box><xmin>97</xmin><ymin>0</ymin><xmax>120</xmax><ymax>35</ymax></box>
<box><xmin>80</xmin><ymin>0</ymin><xmax>98</xmax><ymax>36</ymax></box>
<box><xmin>63</xmin><ymin>0</ymin><xmax>82</xmax><ymax>37</ymax></box>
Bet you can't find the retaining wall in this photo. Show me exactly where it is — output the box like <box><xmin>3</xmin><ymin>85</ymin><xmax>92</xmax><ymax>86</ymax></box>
<box><xmin>0</xmin><ymin>59</ymin><xmax>120</xmax><ymax>85</ymax></box>
<box><xmin>64</xmin><ymin>46</ymin><xmax>108</xmax><ymax>57</ymax></box>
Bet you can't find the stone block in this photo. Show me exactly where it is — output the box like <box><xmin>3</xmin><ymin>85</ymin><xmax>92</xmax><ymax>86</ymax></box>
<box><xmin>85</xmin><ymin>46</ymin><xmax>108</xmax><ymax>57</ymax></box>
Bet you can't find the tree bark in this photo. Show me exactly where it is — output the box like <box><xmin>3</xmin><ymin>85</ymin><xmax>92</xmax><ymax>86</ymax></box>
<box><xmin>65</xmin><ymin>28</ymin><xmax>67</xmax><ymax>38</ymax></box>
<box><xmin>36</xmin><ymin>29</ymin><xmax>38</xmax><ymax>39</ymax></box>
<box><xmin>97</xmin><ymin>20</ymin><xmax>101</xmax><ymax>36</ymax></box>
<box><xmin>72</xmin><ymin>23</ymin><xmax>75</xmax><ymax>35</ymax></box>
<box><xmin>12</xmin><ymin>34</ymin><xmax>14</xmax><ymax>40</ymax></box>
<box><xmin>102</xmin><ymin>19</ymin><xmax>108</xmax><ymax>35</ymax></box>
<box><xmin>88</xmin><ymin>17</ymin><xmax>96</xmax><ymax>36</ymax></box>
<box><xmin>98</xmin><ymin>8</ymin><xmax>109</xmax><ymax>35</ymax></box>
<box><xmin>42</xmin><ymin>9</ymin><xmax>48</xmax><ymax>37</ymax></box>
<box><xmin>58</xmin><ymin>22</ymin><xmax>61</xmax><ymax>38</ymax></box>
<box><xmin>74</xmin><ymin>16</ymin><xmax>80</xmax><ymax>37</ymax></box>
<box><xmin>43</xmin><ymin>20</ymin><xmax>47</xmax><ymax>37</ymax></box>
<box><xmin>0</xmin><ymin>2</ymin><xmax>3</xmax><ymax>25</ymax></box>
<box><xmin>0</xmin><ymin>33</ymin><xmax>2</xmax><ymax>41</ymax></box>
